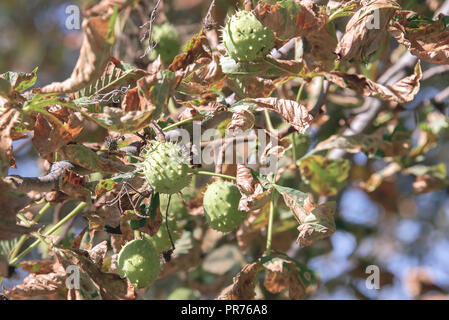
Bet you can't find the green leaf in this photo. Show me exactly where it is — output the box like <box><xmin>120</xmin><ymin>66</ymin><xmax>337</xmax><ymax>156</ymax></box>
<box><xmin>1</xmin><ymin>67</ymin><xmax>38</xmax><ymax>93</ymax></box>
<box><xmin>299</xmin><ymin>155</ymin><xmax>350</xmax><ymax>196</ymax></box>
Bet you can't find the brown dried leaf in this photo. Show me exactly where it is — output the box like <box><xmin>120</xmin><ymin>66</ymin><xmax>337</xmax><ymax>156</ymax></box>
<box><xmin>54</xmin><ymin>247</ymin><xmax>135</xmax><ymax>300</ymax></box>
<box><xmin>274</xmin><ymin>185</ymin><xmax>336</xmax><ymax>247</ymax></box>
<box><xmin>19</xmin><ymin>260</ymin><xmax>65</xmax><ymax>275</ymax></box>
<box><xmin>335</xmin><ymin>0</ymin><xmax>399</xmax><ymax>61</ymax></box>
<box><xmin>254</xmin><ymin>1</ymin><xmax>336</xmax><ymax>72</ymax></box>
<box><xmin>178</xmin><ymin>53</ymin><xmax>224</xmax><ymax>95</ymax></box>
<box><xmin>58</xmin><ymin>144</ymin><xmax>133</xmax><ymax>174</ymax></box>
<box><xmin>216</xmin><ymin>260</ymin><xmax>262</xmax><ymax>300</ymax></box>
<box><xmin>168</xmin><ymin>32</ymin><xmax>209</xmax><ymax>72</ymax></box>
<box><xmin>40</xmin><ymin>13</ymin><xmax>116</xmax><ymax>93</ymax></box>
<box><xmin>0</xmin><ymin>108</ymin><xmax>20</xmax><ymax>176</ymax></box>
<box><xmin>228</xmin><ymin>105</ymin><xmax>255</xmax><ymax>132</ymax></box>
<box><xmin>315</xmin><ymin>133</ymin><xmax>409</xmax><ymax>156</ymax></box>
<box><xmin>263</xmin><ymin>258</ymin><xmax>305</xmax><ymax>299</ymax></box>
<box><xmin>236</xmin><ymin>164</ymin><xmax>255</xmax><ymax>195</ymax></box>
<box><xmin>4</xmin><ymin>272</ymin><xmax>66</xmax><ymax>299</ymax></box>
<box><xmin>253</xmin><ymin>98</ymin><xmax>313</xmax><ymax>134</ymax></box>
<box><xmin>327</xmin><ymin>60</ymin><xmax>422</xmax><ymax>103</ymax></box>
<box><xmin>88</xmin><ymin>240</ymin><xmax>108</xmax><ymax>266</ymax></box>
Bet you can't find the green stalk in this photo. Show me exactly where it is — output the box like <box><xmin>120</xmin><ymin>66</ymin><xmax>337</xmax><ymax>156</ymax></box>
<box><xmin>296</xmin><ymin>81</ymin><xmax>306</xmax><ymax>103</ymax></box>
<box><xmin>162</xmin><ymin>115</ymin><xmax>203</xmax><ymax>132</ymax></box>
<box><xmin>10</xmin><ymin>202</ymin><xmax>88</xmax><ymax>266</ymax></box>
<box><xmin>266</xmin><ymin>189</ymin><xmax>276</xmax><ymax>255</ymax></box>
<box><xmin>292</xmin><ymin>133</ymin><xmax>297</xmax><ymax>165</ymax></box>
<box><xmin>264</xmin><ymin>109</ymin><xmax>275</xmax><ymax>133</ymax></box>
<box><xmin>194</xmin><ymin>170</ymin><xmax>236</xmax><ymax>181</ymax></box>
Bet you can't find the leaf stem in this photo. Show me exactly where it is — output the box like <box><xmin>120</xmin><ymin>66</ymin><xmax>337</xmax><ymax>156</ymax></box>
<box><xmin>9</xmin><ymin>202</ymin><xmax>53</xmax><ymax>261</ymax></box>
<box><xmin>296</xmin><ymin>80</ymin><xmax>306</xmax><ymax>103</ymax></box>
<box><xmin>264</xmin><ymin>109</ymin><xmax>275</xmax><ymax>133</ymax></box>
<box><xmin>193</xmin><ymin>170</ymin><xmax>236</xmax><ymax>181</ymax></box>
<box><xmin>9</xmin><ymin>202</ymin><xmax>88</xmax><ymax>266</ymax></box>
<box><xmin>266</xmin><ymin>188</ymin><xmax>276</xmax><ymax>255</ymax></box>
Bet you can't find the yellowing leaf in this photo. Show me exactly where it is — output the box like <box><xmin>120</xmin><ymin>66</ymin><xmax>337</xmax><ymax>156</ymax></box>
<box><xmin>299</xmin><ymin>155</ymin><xmax>350</xmax><ymax>196</ymax></box>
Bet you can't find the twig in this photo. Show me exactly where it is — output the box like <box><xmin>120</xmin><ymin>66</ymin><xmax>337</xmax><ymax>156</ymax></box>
<box><xmin>139</xmin><ymin>0</ymin><xmax>162</xmax><ymax>59</ymax></box>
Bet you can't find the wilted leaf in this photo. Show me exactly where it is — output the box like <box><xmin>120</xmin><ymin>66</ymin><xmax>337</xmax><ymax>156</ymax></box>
<box><xmin>32</xmin><ymin>110</ymin><xmax>83</xmax><ymax>159</ymax></box>
<box><xmin>273</xmin><ymin>184</ymin><xmax>336</xmax><ymax>247</ymax></box>
<box><xmin>0</xmin><ymin>67</ymin><xmax>38</xmax><ymax>93</ymax></box>
<box><xmin>88</xmin><ymin>240</ymin><xmax>108</xmax><ymax>266</ymax></box>
<box><xmin>228</xmin><ymin>104</ymin><xmax>256</xmax><ymax>132</ymax></box>
<box><xmin>19</xmin><ymin>260</ymin><xmax>64</xmax><ymax>275</ymax></box>
<box><xmin>178</xmin><ymin>53</ymin><xmax>224</xmax><ymax>95</ymax></box>
<box><xmin>54</xmin><ymin>247</ymin><xmax>135</xmax><ymax>300</ymax></box>
<box><xmin>262</xmin><ymin>254</ymin><xmax>317</xmax><ymax>299</ymax></box>
<box><xmin>216</xmin><ymin>260</ymin><xmax>262</xmax><ymax>300</ymax></box>
<box><xmin>169</xmin><ymin>31</ymin><xmax>208</xmax><ymax>72</ymax></box>
<box><xmin>252</xmin><ymin>98</ymin><xmax>313</xmax><ymax>134</ymax></box>
<box><xmin>335</xmin><ymin>0</ymin><xmax>400</xmax><ymax>61</ymax></box>
<box><xmin>327</xmin><ymin>61</ymin><xmax>422</xmax><ymax>103</ymax></box>
<box><xmin>315</xmin><ymin>133</ymin><xmax>409</xmax><ymax>156</ymax></box>
<box><xmin>4</xmin><ymin>272</ymin><xmax>67</xmax><ymax>299</ymax></box>
<box><xmin>40</xmin><ymin>11</ymin><xmax>118</xmax><ymax>93</ymax></box>
<box><xmin>254</xmin><ymin>1</ymin><xmax>336</xmax><ymax>72</ymax></box>
<box><xmin>58</xmin><ymin>144</ymin><xmax>133</xmax><ymax>174</ymax></box>
<box><xmin>299</xmin><ymin>155</ymin><xmax>351</xmax><ymax>196</ymax></box>
<box><xmin>296</xmin><ymin>201</ymin><xmax>337</xmax><ymax>247</ymax></box>
<box><xmin>389</xmin><ymin>11</ymin><xmax>449</xmax><ymax>65</ymax></box>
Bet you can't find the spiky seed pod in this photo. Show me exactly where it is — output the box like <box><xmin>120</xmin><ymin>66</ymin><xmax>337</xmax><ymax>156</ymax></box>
<box><xmin>117</xmin><ymin>239</ymin><xmax>160</xmax><ymax>288</ymax></box>
<box><xmin>203</xmin><ymin>180</ymin><xmax>247</xmax><ymax>232</ymax></box>
<box><xmin>140</xmin><ymin>141</ymin><xmax>193</xmax><ymax>194</ymax></box>
<box><xmin>222</xmin><ymin>10</ymin><xmax>275</xmax><ymax>62</ymax></box>
<box><xmin>149</xmin><ymin>23</ymin><xmax>181</xmax><ymax>65</ymax></box>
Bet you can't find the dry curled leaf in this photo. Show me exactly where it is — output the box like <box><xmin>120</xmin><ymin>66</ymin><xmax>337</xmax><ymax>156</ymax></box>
<box><xmin>216</xmin><ymin>260</ymin><xmax>262</xmax><ymax>300</ymax></box>
<box><xmin>274</xmin><ymin>185</ymin><xmax>336</xmax><ymax>247</ymax></box>
<box><xmin>0</xmin><ymin>108</ymin><xmax>20</xmax><ymax>176</ymax></box>
<box><xmin>228</xmin><ymin>105</ymin><xmax>255</xmax><ymax>133</ymax></box>
<box><xmin>263</xmin><ymin>257</ymin><xmax>308</xmax><ymax>299</ymax></box>
<box><xmin>327</xmin><ymin>60</ymin><xmax>422</xmax><ymax>103</ymax></box>
<box><xmin>4</xmin><ymin>272</ymin><xmax>67</xmax><ymax>299</ymax></box>
<box><xmin>389</xmin><ymin>11</ymin><xmax>449</xmax><ymax>65</ymax></box>
<box><xmin>335</xmin><ymin>0</ymin><xmax>400</xmax><ymax>61</ymax></box>
<box><xmin>54</xmin><ymin>247</ymin><xmax>135</xmax><ymax>300</ymax></box>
